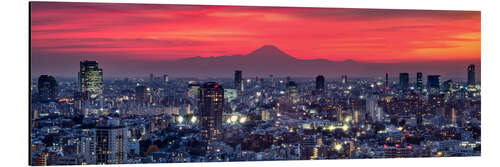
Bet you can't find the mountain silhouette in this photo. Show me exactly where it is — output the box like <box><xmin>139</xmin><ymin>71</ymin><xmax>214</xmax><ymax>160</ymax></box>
<box><xmin>246</xmin><ymin>45</ymin><xmax>296</xmax><ymax>61</ymax></box>
<box><xmin>123</xmin><ymin>45</ymin><xmax>479</xmax><ymax>79</ymax></box>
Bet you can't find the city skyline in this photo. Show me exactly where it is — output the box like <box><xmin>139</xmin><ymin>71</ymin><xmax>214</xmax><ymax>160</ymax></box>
<box><xmin>31</xmin><ymin>2</ymin><xmax>480</xmax><ymax>77</ymax></box>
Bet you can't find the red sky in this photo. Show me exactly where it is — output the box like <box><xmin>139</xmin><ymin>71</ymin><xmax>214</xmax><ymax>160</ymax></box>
<box><xmin>30</xmin><ymin>2</ymin><xmax>480</xmax><ymax>77</ymax></box>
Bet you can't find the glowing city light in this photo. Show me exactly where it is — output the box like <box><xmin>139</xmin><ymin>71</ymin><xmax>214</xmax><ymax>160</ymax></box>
<box><xmin>239</xmin><ymin>117</ymin><xmax>247</xmax><ymax>124</ymax></box>
<box><xmin>231</xmin><ymin>115</ymin><xmax>238</xmax><ymax>123</ymax></box>
<box><xmin>335</xmin><ymin>144</ymin><xmax>343</xmax><ymax>151</ymax></box>
<box><xmin>342</xmin><ymin>124</ymin><xmax>349</xmax><ymax>132</ymax></box>
<box><xmin>328</xmin><ymin>125</ymin><xmax>335</xmax><ymax>131</ymax></box>
<box><xmin>191</xmin><ymin>116</ymin><xmax>197</xmax><ymax>123</ymax></box>
<box><xmin>177</xmin><ymin>116</ymin><xmax>184</xmax><ymax>123</ymax></box>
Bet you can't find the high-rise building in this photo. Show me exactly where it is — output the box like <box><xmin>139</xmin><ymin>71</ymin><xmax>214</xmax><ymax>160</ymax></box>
<box><xmin>341</xmin><ymin>75</ymin><xmax>348</xmax><ymax>85</ymax></box>
<box><xmin>187</xmin><ymin>82</ymin><xmax>200</xmax><ymax>99</ymax></box>
<box><xmin>234</xmin><ymin>70</ymin><xmax>243</xmax><ymax>94</ymax></box>
<box><xmin>315</xmin><ymin>75</ymin><xmax>325</xmax><ymax>92</ymax></box>
<box><xmin>427</xmin><ymin>75</ymin><xmax>441</xmax><ymax>93</ymax></box>
<box><xmin>366</xmin><ymin>95</ymin><xmax>379</xmax><ymax>122</ymax></box>
<box><xmin>385</xmin><ymin>73</ymin><xmax>389</xmax><ymax>88</ymax></box>
<box><xmin>79</xmin><ymin>60</ymin><xmax>103</xmax><ymax>99</ymax></box>
<box><xmin>37</xmin><ymin>75</ymin><xmax>57</xmax><ymax>102</ymax></box>
<box><xmin>198</xmin><ymin>82</ymin><xmax>224</xmax><ymax>153</ymax></box>
<box><xmin>163</xmin><ymin>74</ymin><xmax>169</xmax><ymax>84</ymax></box>
<box><xmin>135</xmin><ymin>85</ymin><xmax>150</xmax><ymax>106</ymax></box>
<box><xmin>149</xmin><ymin>73</ymin><xmax>154</xmax><ymax>83</ymax></box>
<box><xmin>399</xmin><ymin>73</ymin><xmax>409</xmax><ymax>91</ymax></box>
<box><xmin>416</xmin><ymin>72</ymin><xmax>423</xmax><ymax>91</ymax></box>
<box><xmin>287</xmin><ymin>81</ymin><xmax>298</xmax><ymax>100</ymax></box>
<box><xmin>95</xmin><ymin>119</ymin><xmax>128</xmax><ymax>164</ymax></box>
<box><xmin>467</xmin><ymin>64</ymin><xmax>475</xmax><ymax>86</ymax></box>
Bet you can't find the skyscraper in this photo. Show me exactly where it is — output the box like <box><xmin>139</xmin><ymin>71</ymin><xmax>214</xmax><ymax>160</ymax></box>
<box><xmin>95</xmin><ymin>119</ymin><xmax>128</xmax><ymax>164</ymax></box>
<box><xmin>234</xmin><ymin>70</ymin><xmax>243</xmax><ymax>95</ymax></box>
<box><xmin>467</xmin><ymin>64</ymin><xmax>475</xmax><ymax>86</ymax></box>
<box><xmin>79</xmin><ymin>60</ymin><xmax>103</xmax><ymax>99</ymax></box>
<box><xmin>198</xmin><ymin>82</ymin><xmax>224</xmax><ymax>153</ymax></box>
<box><xmin>37</xmin><ymin>75</ymin><xmax>57</xmax><ymax>102</ymax></box>
<box><xmin>427</xmin><ymin>75</ymin><xmax>441</xmax><ymax>93</ymax></box>
<box><xmin>399</xmin><ymin>73</ymin><xmax>409</xmax><ymax>91</ymax></box>
<box><xmin>163</xmin><ymin>73</ymin><xmax>169</xmax><ymax>84</ymax></box>
<box><xmin>135</xmin><ymin>85</ymin><xmax>150</xmax><ymax>106</ymax></box>
<box><xmin>341</xmin><ymin>75</ymin><xmax>348</xmax><ymax>85</ymax></box>
<box><xmin>315</xmin><ymin>75</ymin><xmax>325</xmax><ymax>92</ymax></box>
<box><xmin>416</xmin><ymin>72</ymin><xmax>423</xmax><ymax>91</ymax></box>
<box><xmin>287</xmin><ymin>81</ymin><xmax>298</xmax><ymax>100</ymax></box>
<box><xmin>385</xmin><ymin>73</ymin><xmax>389</xmax><ymax>88</ymax></box>
<box><xmin>366</xmin><ymin>95</ymin><xmax>379</xmax><ymax>122</ymax></box>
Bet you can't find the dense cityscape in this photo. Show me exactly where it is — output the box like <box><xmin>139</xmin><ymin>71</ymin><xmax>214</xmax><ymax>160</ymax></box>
<box><xmin>30</xmin><ymin>59</ymin><xmax>481</xmax><ymax>165</ymax></box>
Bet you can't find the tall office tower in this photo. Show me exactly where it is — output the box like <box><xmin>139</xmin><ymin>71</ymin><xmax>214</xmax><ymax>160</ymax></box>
<box><xmin>366</xmin><ymin>95</ymin><xmax>379</xmax><ymax>122</ymax></box>
<box><xmin>399</xmin><ymin>73</ymin><xmax>409</xmax><ymax>91</ymax></box>
<box><xmin>163</xmin><ymin>73</ymin><xmax>169</xmax><ymax>84</ymax></box>
<box><xmin>427</xmin><ymin>75</ymin><xmax>441</xmax><ymax>93</ymax></box>
<box><xmin>416</xmin><ymin>72</ymin><xmax>423</xmax><ymax>91</ymax></box>
<box><xmin>95</xmin><ymin>118</ymin><xmax>128</xmax><ymax>164</ymax></box>
<box><xmin>286</xmin><ymin>81</ymin><xmax>298</xmax><ymax>100</ymax></box>
<box><xmin>135</xmin><ymin>85</ymin><xmax>150</xmax><ymax>106</ymax></box>
<box><xmin>149</xmin><ymin>73</ymin><xmax>154</xmax><ymax>83</ymax></box>
<box><xmin>234</xmin><ymin>70</ymin><xmax>243</xmax><ymax>94</ymax></box>
<box><xmin>79</xmin><ymin>60</ymin><xmax>103</xmax><ymax>99</ymax></box>
<box><xmin>37</xmin><ymin>75</ymin><xmax>57</xmax><ymax>102</ymax></box>
<box><xmin>315</xmin><ymin>75</ymin><xmax>325</xmax><ymax>92</ymax></box>
<box><xmin>467</xmin><ymin>64</ymin><xmax>475</xmax><ymax>86</ymax></box>
<box><xmin>341</xmin><ymin>75</ymin><xmax>348</xmax><ymax>85</ymax></box>
<box><xmin>385</xmin><ymin>73</ymin><xmax>389</xmax><ymax>88</ymax></box>
<box><xmin>198</xmin><ymin>82</ymin><xmax>224</xmax><ymax>153</ymax></box>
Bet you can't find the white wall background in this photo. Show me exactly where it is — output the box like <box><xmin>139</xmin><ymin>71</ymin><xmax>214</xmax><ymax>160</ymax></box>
<box><xmin>0</xmin><ymin>0</ymin><xmax>498</xmax><ymax>166</ymax></box>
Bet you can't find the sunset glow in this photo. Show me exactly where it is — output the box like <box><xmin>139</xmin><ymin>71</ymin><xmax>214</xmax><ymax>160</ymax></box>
<box><xmin>31</xmin><ymin>2</ymin><xmax>480</xmax><ymax>62</ymax></box>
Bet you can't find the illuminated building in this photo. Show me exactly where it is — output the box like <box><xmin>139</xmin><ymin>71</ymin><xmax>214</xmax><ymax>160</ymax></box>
<box><xmin>366</xmin><ymin>95</ymin><xmax>379</xmax><ymax>122</ymax></box>
<box><xmin>427</xmin><ymin>75</ymin><xmax>441</xmax><ymax>93</ymax></box>
<box><xmin>224</xmin><ymin>89</ymin><xmax>237</xmax><ymax>102</ymax></box>
<box><xmin>341</xmin><ymin>75</ymin><xmax>348</xmax><ymax>85</ymax></box>
<box><xmin>399</xmin><ymin>73</ymin><xmax>409</xmax><ymax>91</ymax></box>
<box><xmin>416</xmin><ymin>72</ymin><xmax>423</xmax><ymax>91</ymax></box>
<box><xmin>234</xmin><ymin>70</ymin><xmax>243</xmax><ymax>95</ymax></box>
<box><xmin>187</xmin><ymin>82</ymin><xmax>200</xmax><ymax>99</ymax></box>
<box><xmin>286</xmin><ymin>81</ymin><xmax>298</xmax><ymax>102</ymax></box>
<box><xmin>37</xmin><ymin>75</ymin><xmax>57</xmax><ymax>102</ymax></box>
<box><xmin>467</xmin><ymin>64</ymin><xmax>475</xmax><ymax>86</ymax></box>
<box><xmin>95</xmin><ymin>119</ymin><xmax>128</xmax><ymax>164</ymax></box>
<box><xmin>198</xmin><ymin>82</ymin><xmax>224</xmax><ymax>153</ymax></box>
<box><xmin>384</xmin><ymin>147</ymin><xmax>413</xmax><ymax>158</ymax></box>
<box><xmin>163</xmin><ymin>73</ymin><xmax>169</xmax><ymax>84</ymax></box>
<box><xmin>78</xmin><ymin>60</ymin><xmax>103</xmax><ymax>99</ymax></box>
<box><xmin>315</xmin><ymin>75</ymin><xmax>325</xmax><ymax>92</ymax></box>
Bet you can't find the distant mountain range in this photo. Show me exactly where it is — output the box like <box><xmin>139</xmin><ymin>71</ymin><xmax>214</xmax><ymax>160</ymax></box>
<box><xmin>152</xmin><ymin>45</ymin><xmax>479</xmax><ymax>79</ymax></box>
<box><xmin>36</xmin><ymin>45</ymin><xmax>479</xmax><ymax>79</ymax></box>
